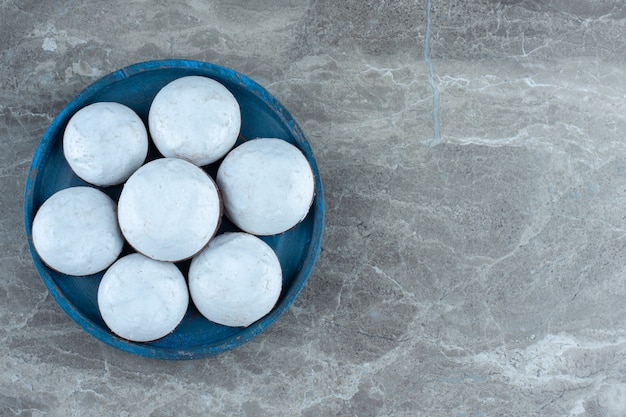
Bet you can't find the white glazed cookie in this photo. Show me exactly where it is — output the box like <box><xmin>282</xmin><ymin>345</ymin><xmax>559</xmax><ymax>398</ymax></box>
<box><xmin>98</xmin><ymin>253</ymin><xmax>189</xmax><ymax>342</ymax></box>
<box><xmin>188</xmin><ymin>232</ymin><xmax>282</xmax><ymax>327</ymax></box>
<box><xmin>32</xmin><ymin>186</ymin><xmax>124</xmax><ymax>276</ymax></box>
<box><xmin>117</xmin><ymin>158</ymin><xmax>222</xmax><ymax>262</ymax></box>
<box><xmin>148</xmin><ymin>76</ymin><xmax>241</xmax><ymax>166</ymax></box>
<box><xmin>63</xmin><ymin>102</ymin><xmax>148</xmax><ymax>186</ymax></box>
<box><xmin>216</xmin><ymin>138</ymin><xmax>315</xmax><ymax>235</ymax></box>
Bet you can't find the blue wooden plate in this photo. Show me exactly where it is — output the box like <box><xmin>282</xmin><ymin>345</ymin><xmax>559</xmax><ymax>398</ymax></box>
<box><xmin>23</xmin><ymin>60</ymin><xmax>324</xmax><ymax>360</ymax></box>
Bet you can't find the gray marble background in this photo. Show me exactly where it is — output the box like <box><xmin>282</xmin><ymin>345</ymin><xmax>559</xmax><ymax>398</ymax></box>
<box><xmin>2</xmin><ymin>0</ymin><xmax>626</xmax><ymax>416</ymax></box>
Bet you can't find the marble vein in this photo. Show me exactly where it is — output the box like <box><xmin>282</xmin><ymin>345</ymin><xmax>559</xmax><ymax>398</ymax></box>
<box><xmin>422</xmin><ymin>0</ymin><xmax>441</xmax><ymax>146</ymax></box>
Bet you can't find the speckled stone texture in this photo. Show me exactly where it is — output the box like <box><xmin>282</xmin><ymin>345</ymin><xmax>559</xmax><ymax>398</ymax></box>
<box><xmin>2</xmin><ymin>1</ymin><xmax>626</xmax><ymax>416</ymax></box>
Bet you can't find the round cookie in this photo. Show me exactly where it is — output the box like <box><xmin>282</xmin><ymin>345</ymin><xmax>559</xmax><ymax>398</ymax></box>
<box><xmin>117</xmin><ymin>158</ymin><xmax>222</xmax><ymax>262</ymax></box>
<box><xmin>32</xmin><ymin>186</ymin><xmax>124</xmax><ymax>276</ymax></box>
<box><xmin>98</xmin><ymin>253</ymin><xmax>189</xmax><ymax>342</ymax></box>
<box><xmin>216</xmin><ymin>138</ymin><xmax>315</xmax><ymax>235</ymax></box>
<box><xmin>148</xmin><ymin>76</ymin><xmax>241</xmax><ymax>166</ymax></box>
<box><xmin>63</xmin><ymin>102</ymin><xmax>148</xmax><ymax>186</ymax></box>
<box><xmin>188</xmin><ymin>232</ymin><xmax>282</xmax><ymax>328</ymax></box>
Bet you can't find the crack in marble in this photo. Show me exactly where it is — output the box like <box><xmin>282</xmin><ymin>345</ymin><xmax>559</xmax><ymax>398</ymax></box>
<box><xmin>519</xmin><ymin>34</ymin><xmax>554</xmax><ymax>58</ymax></box>
<box><xmin>368</xmin><ymin>264</ymin><xmax>420</xmax><ymax>303</ymax></box>
<box><xmin>360</xmin><ymin>64</ymin><xmax>423</xmax><ymax>89</ymax></box>
<box><xmin>290</xmin><ymin>334</ymin><xmax>421</xmax><ymax>413</ymax></box>
<box><xmin>0</xmin><ymin>159</ymin><xmax>32</xmax><ymax>176</ymax></box>
<box><xmin>471</xmin><ymin>332</ymin><xmax>626</xmax><ymax>388</ymax></box>
<box><xmin>2</xmin><ymin>291</ymin><xmax>50</xmax><ymax>336</ymax></box>
<box><xmin>443</xmin><ymin>124</ymin><xmax>626</xmax><ymax>172</ymax></box>
<box><xmin>423</xmin><ymin>0</ymin><xmax>441</xmax><ymax>147</ymax></box>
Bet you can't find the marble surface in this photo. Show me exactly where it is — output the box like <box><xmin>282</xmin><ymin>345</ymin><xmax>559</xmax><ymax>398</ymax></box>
<box><xmin>2</xmin><ymin>0</ymin><xmax>626</xmax><ymax>415</ymax></box>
